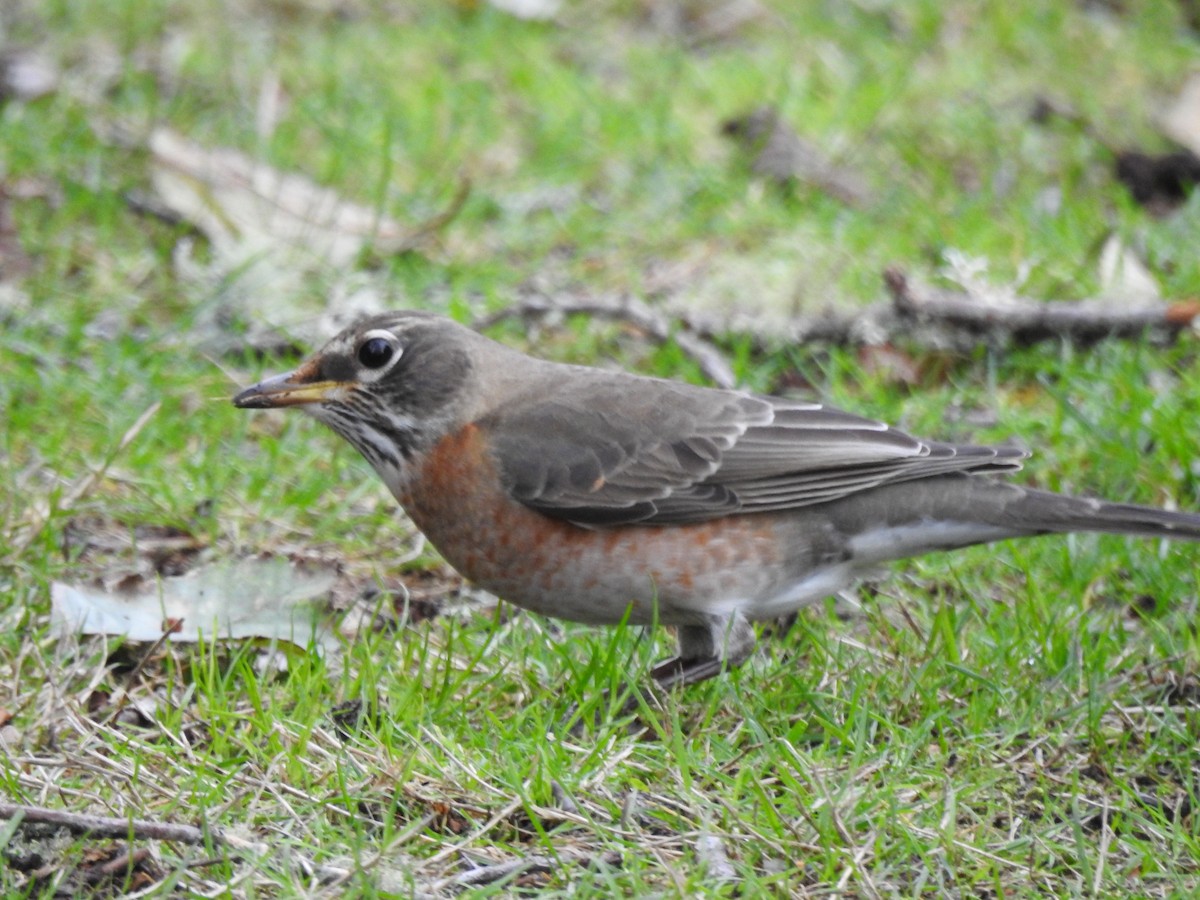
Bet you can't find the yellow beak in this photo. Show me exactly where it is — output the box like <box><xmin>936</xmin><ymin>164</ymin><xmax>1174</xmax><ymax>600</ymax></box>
<box><xmin>232</xmin><ymin>372</ymin><xmax>348</xmax><ymax>409</ymax></box>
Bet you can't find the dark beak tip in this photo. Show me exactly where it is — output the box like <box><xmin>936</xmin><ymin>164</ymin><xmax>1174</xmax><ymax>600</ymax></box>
<box><xmin>231</xmin><ymin>372</ymin><xmax>337</xmax><ymax>409</ymax></box>
<box><xmin>232</xmin><ymin>370</ymin><xmax>303</xmax><ymax>409</ymax></box>
<box><xmin>232</xmin><ymin>386</ymin><xmax>266</xmax><ymax>409</ymax></box>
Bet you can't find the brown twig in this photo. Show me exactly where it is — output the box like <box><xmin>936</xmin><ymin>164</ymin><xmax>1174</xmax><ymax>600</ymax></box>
<box><xmin>82</xmin><ymin>846</ymin><xmax>153</xmax><ymax>883</ymax></box>
<box><xmin>883</xmin><ymin>267</ymin><xmax>1200</xmax><ymax>343</ymax></box>
<box><xmin>452</xmin><ymin>856</ymin><xmax>553</xmax><ymax>887</ymax></box>
<box><xmin>0</xmin><ymin>802</ymin><xmax>217</xmax><ymax>845</ymax></box>
<box><xmin>677</xmin><ymin>270</ymin><xmax>1200</xmax><ymax>351</ymax></box>
<box><xmin>0</xmin><ymin>801</ymin><xmax>351</xmax><ymax>883</ymax></box>
<box><xmin>435</xmin><ymin>850</ymin><xmax>622</xmax><ymax>890</ymax></box>
<box><xmin>496</xmin><ymin>269</ymin><xmax>1200</xmax><ymax>366</ymax></box>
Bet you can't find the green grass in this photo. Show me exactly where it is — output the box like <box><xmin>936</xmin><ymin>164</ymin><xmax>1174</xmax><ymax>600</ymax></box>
<box><xmin>3</xmin><ymin>0</ymin><xmax>1200</xmax><ymax>895</ymax></box>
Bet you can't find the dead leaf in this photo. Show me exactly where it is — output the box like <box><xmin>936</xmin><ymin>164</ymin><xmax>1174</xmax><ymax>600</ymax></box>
<box><xmin>1097</xmin><ymin>234</ymin><xmax>1160</xmax><ymax>303</ymax></box>
<box><xmin>148</xmin><ymin>127</ymin><xmax>411</xmax><ymax>270</ymax></box>
<box><xmin>1160</xmin><ymin>71</ymin><xmax>1200</xmax><ymax>157</ymax></box>
<box><xmin>144</xmin><ymin>127</ymin><xmax>465</xmax><ymax>351</ymax></box>
<box><xmin>50</xmin><ymin>557</ymin><xmax>340</xmax><ymax>650</ymax></box>
<box><xmin>149</xmin><ymin>129</ymin><xmax>392</xmax><ymax>350</ymax></box>
<box><xmin>487</xmin><ymin>0</ymin><xmax>561</xmax><ymax>19</ymax></box>
<box><xmin>0</xmin><ymin>49</ymin><xmax>59</xmax><ymax>103</ymax></box>
<box><xmin>696</xmin><ymin>832</ymin><xmax>738</xmax><ymax>882</ymax></box>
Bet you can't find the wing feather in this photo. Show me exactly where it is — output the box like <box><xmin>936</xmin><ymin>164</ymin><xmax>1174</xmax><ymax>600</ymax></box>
<box><xmin>480</xmin><ymin>372</ymin><xmax>1027</xmax><ymax>528</ymax></box>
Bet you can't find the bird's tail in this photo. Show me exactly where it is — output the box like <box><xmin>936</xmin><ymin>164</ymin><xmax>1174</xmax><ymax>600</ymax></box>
<box><xmin>834</xmin><ymin>476</ymin><xmax>1200</xmax><ymax>565</ymax></box>
<box><xmin>1004</xmin><ymin>487</ymin><xmax>1200</xmax><ymax>542</ymax></box>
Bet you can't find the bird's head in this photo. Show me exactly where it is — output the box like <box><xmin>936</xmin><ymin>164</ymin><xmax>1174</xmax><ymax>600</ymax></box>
<box><xmin>233</xmin><ymin>311</ymin><xmax>481</xmax><ymax>482</ymax></box>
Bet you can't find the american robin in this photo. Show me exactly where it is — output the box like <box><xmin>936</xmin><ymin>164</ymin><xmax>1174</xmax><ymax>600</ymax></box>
<box><xmin>233</xmin><ymin>311</ymin><xmax>1200</xmax><ymax>689</ymax></box>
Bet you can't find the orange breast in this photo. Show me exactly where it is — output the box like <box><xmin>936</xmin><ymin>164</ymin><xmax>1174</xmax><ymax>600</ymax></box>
<box><xmin>397</xmin><ymin>424</ymin><xmax>799</xmax><ymax>626</ymax></box>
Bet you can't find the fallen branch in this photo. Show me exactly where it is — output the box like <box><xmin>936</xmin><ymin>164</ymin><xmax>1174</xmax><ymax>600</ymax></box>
<box><xmin>0</xmin><ymin>802</ymin><xmax>349</xmax><ymax>884</ymax></box>
<box><xmin>883</xmin><ymin>267</ymin><xmax>1200</xmax><ymax>343</ymax></box>
<box><xmin>679</xmin><ymin>270</ymin><xmax>1200</xmax><ymax>350</ymax></box>
<box><xmin>475</xmin><ymin>260</ymin><xmax>1200</xmax><ymax>388</ymax></box>
<box><xmin>433</xmin><ymin>850</ymin><xmax>622</xmax><ymax>891</ymax></box>
<box><xmin>453</xmin><ymin>856</ymin><xmax>553</xmax><ymax>887</ymax></box>
<box><xmin>82</xmin><ymin>846</ymin><xmax>153</xmax><ymax>883</ymax></box>
<box><xmin>678</xmin><ymin>301</ymin><xmax>895</xmax><ymax>347</ymax></box>
<box><xmin>0</xmin><ymin>802</ymin><xmax>216</xmax><ymax>844</ymax></box>
<box><xmin>479</xmin><ymin>268</ymin><xmax>1200</xmax><ymax>383</ymax></box>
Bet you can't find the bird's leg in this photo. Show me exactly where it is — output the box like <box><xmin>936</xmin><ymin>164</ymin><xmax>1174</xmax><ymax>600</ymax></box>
<box><xmin>650</xmin><ymin>613</ymin><xmax>756</xmax><ymax>690</ymax></box>
<box><xmin>563</xmin><ymin>614</ymin><xmax>756</xmax><ymax>735</ymax></box>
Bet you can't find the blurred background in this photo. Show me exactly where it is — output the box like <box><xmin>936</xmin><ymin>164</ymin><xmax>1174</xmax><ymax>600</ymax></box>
<box><xmin>5</xmin><ymin>0</ymin><xmax>1200</xmax><ymax>348</ymax></box>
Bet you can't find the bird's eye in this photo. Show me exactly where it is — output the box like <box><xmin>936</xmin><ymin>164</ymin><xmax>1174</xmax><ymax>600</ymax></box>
<box><xmin>357</xmin><ymin>337</ymin><xmax>395</xmax><ymax>369</ymax></box>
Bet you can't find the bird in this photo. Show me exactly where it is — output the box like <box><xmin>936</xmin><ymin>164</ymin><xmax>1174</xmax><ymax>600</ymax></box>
<box><xmin>233</xmin><ymin>310</ymin><xmax>1200</xmax><ymax>690</ymax></box>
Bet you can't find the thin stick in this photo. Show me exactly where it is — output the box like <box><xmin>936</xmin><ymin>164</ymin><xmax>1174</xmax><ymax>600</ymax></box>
<box><xmin>428</xmin><ymin>850</ymin><xmax>622</xmax><ymax>891</ymax></box>
<box><xmin>485</xmin><ymin>270</ymin><xmax>1200</xmax><ymax>367</ymax></box>
<box><xmin>83</xmin><ymin>846</ymin><xmax>153</xmax><ymax>882</ymax></box>
<box><xmin>417</xmin><ymin>796</ymin><xmax>525</xmax><ymax>868</ymax></box>
<box><xmin>0</xmin><ymin>801</ymin><xmax>360</xmax><ymax>884</ymax></box>
<box><xmin>452</xmin><ymin>856</ymin><xmax>552</xmax><ymax>887</ymax></box>
<box><xmin>0</xmin><ymin>801</ymin><xmax>220</xmax><ymax>845</ymax></box>
<box><xmin>883</xmin><ymin>267</ymin><xmax>1200</xmax><ymax>342</ymax></box>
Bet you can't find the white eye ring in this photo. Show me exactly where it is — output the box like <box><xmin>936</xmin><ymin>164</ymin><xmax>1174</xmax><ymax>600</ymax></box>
<box><xmin>356</xmin><ymin>330</ymin><xmax>402</xmax><ymax>374</ymax></box>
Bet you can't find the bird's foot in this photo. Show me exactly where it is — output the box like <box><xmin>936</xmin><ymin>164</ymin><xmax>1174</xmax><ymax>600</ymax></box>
<box><xmin>560</xmin><ymin>614</ymin><xmax>757</xmax><ymax>735</ymax></box>
<box><xmin>648</xmin><ymin>654</ymin><xmax>726</xmax><ymax>690</ymax></box>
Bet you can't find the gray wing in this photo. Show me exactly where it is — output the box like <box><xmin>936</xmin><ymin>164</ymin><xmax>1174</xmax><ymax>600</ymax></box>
<box><xmin>480</xmin><ymin>372</ymin><xmax>1027</xmax><ymax>528</ymax></box>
